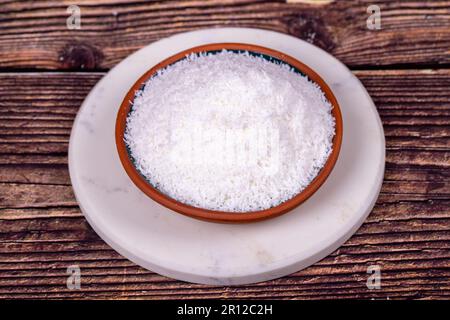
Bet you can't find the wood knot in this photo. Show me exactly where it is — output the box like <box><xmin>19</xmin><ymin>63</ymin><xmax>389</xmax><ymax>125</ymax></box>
<box><xmin>59</xmin><ymin>42</ymin><xmax>103</xmax><ymax>69</ymax></box>
<box><xmin>286</xmin><ymin>14</ymin><xmax>335</xmax><ymax>52</ymax></box>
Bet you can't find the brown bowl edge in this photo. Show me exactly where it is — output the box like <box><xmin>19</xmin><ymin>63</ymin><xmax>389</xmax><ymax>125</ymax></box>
<box><xmin>115</xmin><ymin>43</ymin><xmax>343</xmax><ymax>223</ymax></box>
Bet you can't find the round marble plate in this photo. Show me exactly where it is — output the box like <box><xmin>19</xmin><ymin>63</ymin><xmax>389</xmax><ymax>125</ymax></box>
<box><xmin>69</xmin><ymin>28</ymin><xmax>385</xmax><ymax>285</ymax></box>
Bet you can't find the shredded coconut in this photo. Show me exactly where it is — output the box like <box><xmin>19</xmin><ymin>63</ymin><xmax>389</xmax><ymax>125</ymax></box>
<box><xmin>125</xmin><ymin>50</ymin><xmax>335</xmax><ymax>212</ymax></box>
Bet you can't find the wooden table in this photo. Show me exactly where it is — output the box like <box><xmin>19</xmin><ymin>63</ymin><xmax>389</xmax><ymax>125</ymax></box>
<box><xmin>0</xmin><ymin>0</ymin><xmax>449</xmax><ymax>299</ymax></box>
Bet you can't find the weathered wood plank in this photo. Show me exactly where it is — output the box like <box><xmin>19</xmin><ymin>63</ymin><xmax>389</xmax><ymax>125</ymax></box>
<box><xmin>0</xmin><ymin>234</ymin><xmax>448</xmax><ymax>298</ymax></box>
<box><xmin>0</xmin><ymin>1</ymin><xmax>449</xmax><ymax>70</ymax></box>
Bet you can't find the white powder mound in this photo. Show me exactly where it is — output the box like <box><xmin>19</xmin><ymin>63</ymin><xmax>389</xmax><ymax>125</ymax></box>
<box><xmin>125</xmin><ymin>50</ymin><xmax>335</xmax><ymax>212</ymax></box>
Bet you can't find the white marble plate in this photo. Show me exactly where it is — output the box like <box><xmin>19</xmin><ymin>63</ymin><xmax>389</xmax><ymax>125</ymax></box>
<box><xmin>69</xmin><ymin>28</ymin><xmax>385</xmax><ymax>285</ymax></box>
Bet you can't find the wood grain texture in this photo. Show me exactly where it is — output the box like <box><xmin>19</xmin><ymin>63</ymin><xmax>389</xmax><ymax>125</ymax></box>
<box><xmin>0</xmin><ymin>0</ymin><xmax>450</xmax><ymax>70</ymax></box>
<box><xmin>0</xmin><ymin>70</ymin><xmax>449</xmax><ymax>299</ymax></box>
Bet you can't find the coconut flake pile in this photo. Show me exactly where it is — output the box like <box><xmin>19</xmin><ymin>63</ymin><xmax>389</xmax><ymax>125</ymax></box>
<box><xmin>125</xmin><ymin>50</ymin><xmax>335</xmax><ymax>212</ymax></box>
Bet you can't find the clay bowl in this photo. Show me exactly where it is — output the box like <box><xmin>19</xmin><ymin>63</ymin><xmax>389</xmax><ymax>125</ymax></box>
<box><xmin>115</xmin><ymin>43</ymin><xmax>343</xmax><ymax>223</ymax></box>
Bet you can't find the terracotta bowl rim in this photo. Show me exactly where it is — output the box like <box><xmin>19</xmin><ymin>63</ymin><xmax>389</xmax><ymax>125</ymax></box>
<box><xmin>115</xmin><ymin>43</ymin><xmax>343</xmax><ymax>223</ymax></box>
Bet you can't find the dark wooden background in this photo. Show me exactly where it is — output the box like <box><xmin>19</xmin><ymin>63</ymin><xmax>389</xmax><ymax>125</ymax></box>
<box><xmin>0</xmin><ymin>0</ymin><xmax>449</xmax><ymax>299</ymax></box>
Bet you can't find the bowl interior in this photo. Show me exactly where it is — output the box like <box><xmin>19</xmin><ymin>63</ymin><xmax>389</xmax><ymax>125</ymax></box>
<box><xmin>115</xmin><ymin>43</ymin><xmax>343</xmax><ymax>223</ymax></box>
